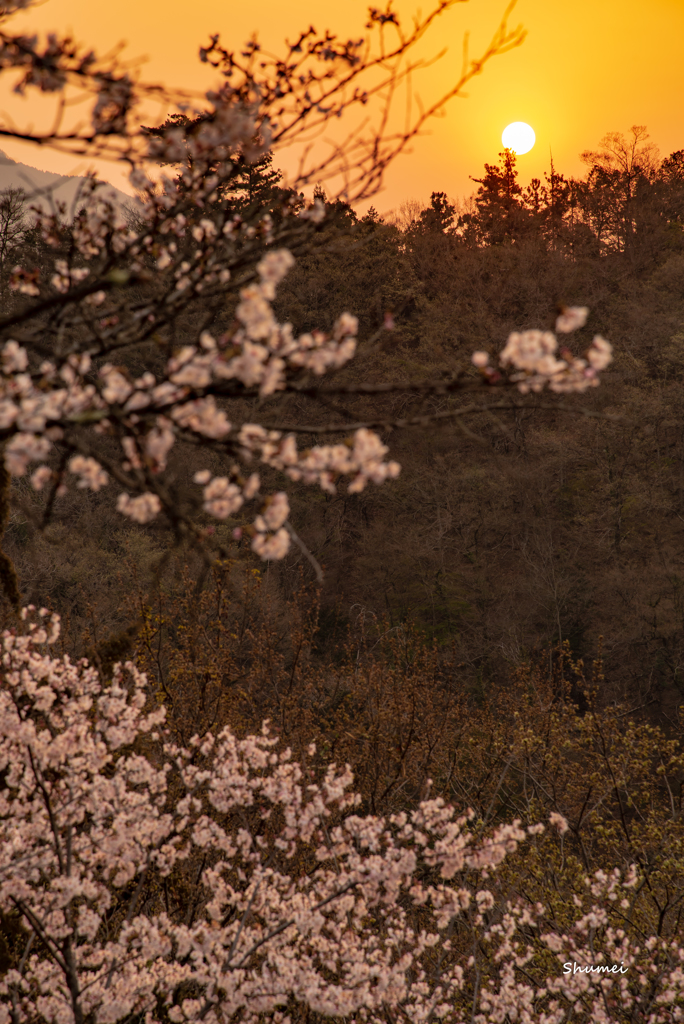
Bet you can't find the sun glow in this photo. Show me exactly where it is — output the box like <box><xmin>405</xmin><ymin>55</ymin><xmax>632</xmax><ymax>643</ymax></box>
<box><xmin>502</xmin><ymin>122</ymin><xmax>536</xmax><ymax>155</ymax></box>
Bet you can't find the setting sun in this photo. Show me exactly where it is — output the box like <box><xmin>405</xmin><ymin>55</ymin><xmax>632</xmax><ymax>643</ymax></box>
<box><xmin>502</xmin><ymin>121</ymin><xmax>536</xmax><ymax>155</ymax></box>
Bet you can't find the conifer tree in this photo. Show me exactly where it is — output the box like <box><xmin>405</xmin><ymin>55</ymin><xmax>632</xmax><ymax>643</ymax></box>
<box><xmin>142</xmin><ymin>115</ymin><xmax>299</xmax><ymax>217</ymax></box>
<box><xmin>417</xmin><ymin>191</ymin><xmax>456</xmax><ymax>233</ymax></box>
<box><xmin>470</xmin><ymin>147</ymin><xmax>527</xmax><ymax>243</ymax></box>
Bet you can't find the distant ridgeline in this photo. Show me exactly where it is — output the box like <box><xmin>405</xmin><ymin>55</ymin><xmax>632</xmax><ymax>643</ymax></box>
<box><xmin>0</xmin><ymin>149</ymin><xmax>137</xmax><ymax>218</ymax></box>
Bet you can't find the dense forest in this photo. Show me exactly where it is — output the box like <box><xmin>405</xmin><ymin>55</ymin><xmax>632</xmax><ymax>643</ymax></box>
<box><xmin>5</xmin><ymin>125</ymin><xmax>684</xmax><ymax>718</ymax></box>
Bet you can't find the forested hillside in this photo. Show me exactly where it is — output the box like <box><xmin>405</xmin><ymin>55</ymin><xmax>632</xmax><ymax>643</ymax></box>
<box><xmin>6</xmin><ymin>126</ymin><xmax>684</xmax><ymax>715</ymax></box>
<box><xmin>265</xmin><ymin>129</ymin><xmax>684</xmax><ymax>713</ymax></box>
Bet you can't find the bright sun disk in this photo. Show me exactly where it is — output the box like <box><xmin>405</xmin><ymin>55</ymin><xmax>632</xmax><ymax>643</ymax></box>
<box><xmin>502</xmin><ymin>122</ymin><xmax>536</xmax><ymax>155</ymax></box>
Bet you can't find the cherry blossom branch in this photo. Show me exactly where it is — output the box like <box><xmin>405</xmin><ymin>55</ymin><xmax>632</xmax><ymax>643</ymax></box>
<box><xmin>0</xmin><ymin>2</ymin><xmax>618</xmax><ymax>579</ymax></box>
<box><xmin>233</xmin><ymin>879</ymin><xmax>361</xmax><ymax>970</ymax></box>
<box><xmin>2</xmin><ymin>613</ymin><xmax>684</xmax><ymax>1021</ymax></box>
<box><xmin>9</xmin><ymin>896</ymin><xmax>69</xmax><ymax>974</ymax></box>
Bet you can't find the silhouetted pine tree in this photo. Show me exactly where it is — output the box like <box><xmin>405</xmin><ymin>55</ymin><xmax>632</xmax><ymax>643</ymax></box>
<box><xmin>142</xmin><ymin>113</ymin><xmax>300</xmax><ymax>218</ymax></box>
<box><xmin>470</xmin><ymin>148</ymin><xmax>528</xmax><ymax>244</ymax></box>
<box><xmin>417</xmin><ymin>191</ymin><xmax>456</xmax><ymax>234</ymax></box>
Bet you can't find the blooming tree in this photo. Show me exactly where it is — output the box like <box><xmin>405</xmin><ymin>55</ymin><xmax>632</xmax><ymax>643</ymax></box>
<box><xmin>0</xmin><ymin>610</ymin><xmax>683</xmax><ymax>1023</ymax></box>
<box><xmin>0</xmin><ymin>0</ymin><xmax>614</xmax><ymax>597</ymax></box>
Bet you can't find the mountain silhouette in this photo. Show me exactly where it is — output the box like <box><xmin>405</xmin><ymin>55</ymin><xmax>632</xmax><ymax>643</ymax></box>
<box><xmin>0</xmin><ymin>150</ymin><xmax>137</xmax><ymax>216</ymax></box>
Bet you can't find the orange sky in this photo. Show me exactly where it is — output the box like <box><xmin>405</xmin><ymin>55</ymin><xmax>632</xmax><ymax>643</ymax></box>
<box><xmin>3</xmin><ymin>0</ymin><xmax>684</xmax><ymax>217</ymax></box>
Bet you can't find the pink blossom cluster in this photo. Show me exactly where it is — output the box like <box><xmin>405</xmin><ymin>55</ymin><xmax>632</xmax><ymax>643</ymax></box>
<box><xmin>70</xmin><ymin>191</ymin><xmax>136</xmax><ymax>258</ymax></box>
<box><xmin>225</xmin><ymin>251</ymin><xmax>359</xmax><ymax>395</ymax></box>
<box><xmin>0</xmin><ymin>238</ymin><xmax>393</xmax><ymax>561</ymax></box>
<box><xmin>237</xmin><ymin>425</ymin><xmax>401</xmax><ymax>495</ymax></box>
<box><xmin>116</xmin><ymin>491</ymin><xmax>162</xmax><ymax>523</ymax></box>
<box><xmin>8</xmin><ymin>266</ymin><xmax>39</xmax><ymax>296</ymax></box>
<box><xmin>0</xmin><ymin>612</ymin><xmax>682</xmax><ymax>1023</ymax></box>
<box><xmin>192</xmin><ymin>468</ymin><xmax>289</xmax><ymax>556</ymax></box>
<box><xmin>69</xmin><ymin>454</ymin><xmax>108</xmax><ymax>490</ymax></box>
<box><xmin>50</xmin><ymin>258</ymin><xmax>90</xmax><ymax>294</ymax></box>
<box><xmin>475</xmin><ymin>865</ymin><xmax>684</xmax><ymax>1024</ymax></box>
<box><xmin>471</xmin><ymin>306</ymin><xmax>613</xmax><ymax>394</ymax></box>
<box><xmin>251</xmin><ymin>490</ymin><xmax>290</xmax><ymax>559</ymax></box>
<box><xmin>144</xmin><ymin>85</ymin><xmax>267</xmax><ymax>193</ymax></box>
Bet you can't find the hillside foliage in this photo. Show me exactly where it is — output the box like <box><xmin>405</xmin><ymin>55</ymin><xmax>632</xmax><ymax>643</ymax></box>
<box><xmin>1</xmin><ymin>0</ymin><xmax>684</xmax><ymax>1018</ymax></box>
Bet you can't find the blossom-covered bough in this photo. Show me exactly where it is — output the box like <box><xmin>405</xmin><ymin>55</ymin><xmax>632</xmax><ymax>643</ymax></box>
<box><xmin>0</xmin><ymin>0</ymin><xmax>615</xmax><ymax>598</ymax></box>
<box><xmin>1</xmin><ymin>611</ymin><xmax>683</xmax><ymax>1024</ymax></box>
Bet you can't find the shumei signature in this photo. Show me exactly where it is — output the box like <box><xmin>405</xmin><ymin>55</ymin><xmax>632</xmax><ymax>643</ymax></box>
<box><xmin>563</xmin><ymin>962</ymin><xmax>629</xmax><ymax>975</ymax></box>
